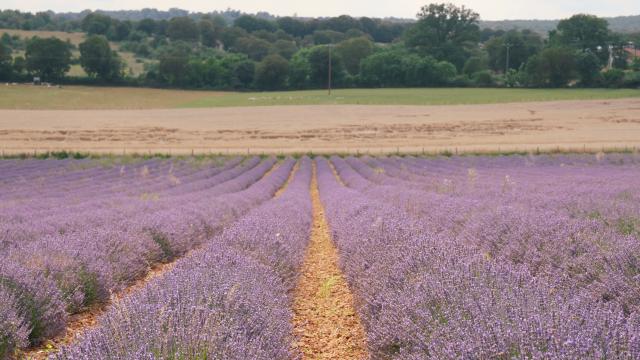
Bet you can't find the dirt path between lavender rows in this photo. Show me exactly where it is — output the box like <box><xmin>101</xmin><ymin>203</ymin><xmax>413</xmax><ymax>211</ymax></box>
<box><xmin>292</xmin><ymin>163</ymin><xmax>368</xmax><ymax>359</ymax></box>
<box><xmin>1</xmin><ymin>99</ymin><xmax>640</xmax><ymax>154</ymax></box>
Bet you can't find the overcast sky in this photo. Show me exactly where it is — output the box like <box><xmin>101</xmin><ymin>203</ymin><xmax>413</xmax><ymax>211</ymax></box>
<box><xmin>3</xmin><ymin>0</ymin><xmax>639</xmax><ymax>20</ymax></box>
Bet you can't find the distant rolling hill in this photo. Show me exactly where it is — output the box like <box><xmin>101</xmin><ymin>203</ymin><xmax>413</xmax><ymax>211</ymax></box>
<box><xmin>50</xmin><ymin>8</ymin><xmax>640</xmax><ymax>34</ymax></box>
<box><xmin>481</xmin><ymin>15</ymin><xmax>640</xmax><ymax>34</ymax></box>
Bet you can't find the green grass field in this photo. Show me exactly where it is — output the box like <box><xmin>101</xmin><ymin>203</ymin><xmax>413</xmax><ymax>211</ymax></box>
<box><xmin>181</xmin><ymin>88</ymin><xmax>640</xmax><ymax>108</ymax></box>
<box><xmin>0</xmin><ymin>86</ymin><xmax>639</xmax><ymax>110</ymax></box>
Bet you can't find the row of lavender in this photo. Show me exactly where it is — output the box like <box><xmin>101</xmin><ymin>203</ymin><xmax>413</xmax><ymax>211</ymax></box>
<box><xmin>1</xmin><ymin>158</ymin><xmax>240</xmax><ymax>245</ymax></box>
<box><xmin>55</xmin><ymin>158</ymin><xmax>313</xmax><ymax>359</ymax></box>
<box><xmin>320</xmin><ymin>154</ymin><xmax>640</xmax><ymax>358</ymax></box>
<box><xmin>0</xmin><ymin>156</ymin><xmax>290</xmax><ymax>357</ymax></box>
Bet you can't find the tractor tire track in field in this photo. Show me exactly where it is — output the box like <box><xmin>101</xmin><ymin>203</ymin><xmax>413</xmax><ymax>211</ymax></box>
<box><xmin>19</xmin><ymin>160</ymin><xmax>290</xmax><ymax>360</ymax></box>
<box><xmin>292</xmin><ymin>162</ymin><xmax>368</xmax><ymax>359</ymax></box>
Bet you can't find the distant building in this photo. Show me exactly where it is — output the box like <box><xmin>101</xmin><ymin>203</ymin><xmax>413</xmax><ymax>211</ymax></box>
<box><xmin>625</xmin><ymin>46</ymin><xmax>638</xmax><ymax>61</ymax></box>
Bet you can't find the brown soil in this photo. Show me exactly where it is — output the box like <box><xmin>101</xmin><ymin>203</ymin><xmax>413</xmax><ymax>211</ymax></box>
<box><xmin>291</xmin><ymin>163</ymin><xmax>368</xmax><ymax>359</ymax></box>
<box><xmin>275</xmin><ymin>161</ymin><xmax>300</xmax><ymax>198</ymax></box>
<box><xmin>1</xmin><ymin>99</ymin><xmax>640</xmax><ymax>154</ymax></box>
<box><xmin>17</xmin><ymin>161</ymin><xmax>288</xmax><ymax>360</ymax></box>
<box><xmin>327</xmin><ymin>160</ymin><xmax>347</xmax><ymax>187</ymax></box>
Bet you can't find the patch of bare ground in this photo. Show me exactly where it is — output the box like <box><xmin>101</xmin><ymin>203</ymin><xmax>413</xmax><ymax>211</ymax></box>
<box><xmin>17</xmin><ymin>160</ymin><xmax>289</xmax><ymax>360</ymax></box>
<box><xmin>292</xmin><ymin>162</ymin><xmax>368</xmax><ymax>359</ymax></box>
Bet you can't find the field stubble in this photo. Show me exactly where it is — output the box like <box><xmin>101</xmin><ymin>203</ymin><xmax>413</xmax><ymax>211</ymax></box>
<box><xmin>1</xmin><ymin>96</ymin><xmax>639</xmax><ymax>155</ymax></box>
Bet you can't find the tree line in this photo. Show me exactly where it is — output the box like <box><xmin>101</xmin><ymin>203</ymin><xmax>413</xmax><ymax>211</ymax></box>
<box><xmin>1</xmin><ymin>4</ymin><xmax>639</xmax><ymax>89</ymax></box>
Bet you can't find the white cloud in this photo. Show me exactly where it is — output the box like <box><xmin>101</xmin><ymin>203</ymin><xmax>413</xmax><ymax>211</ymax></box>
<box><xmin>2</xmin><ymin>0</ymin><xmax>639</xmax><ymax>19</ymax></box>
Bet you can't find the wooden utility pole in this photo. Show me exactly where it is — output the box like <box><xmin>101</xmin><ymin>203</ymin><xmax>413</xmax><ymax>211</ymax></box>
<box><xmin>505</xmin><ymin>43</ymin><xmax>512</xmax><ymax>73</ymax></box>
<box><xmin>328</xmin><ymin>45</ymin><xmax>333</xmax><ymax>96</ymax></box>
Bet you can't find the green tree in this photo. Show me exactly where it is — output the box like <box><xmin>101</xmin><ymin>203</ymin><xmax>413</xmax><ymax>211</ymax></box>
<box><xmin>555</xmin><ymin>14</ymin><xmax>610</xmax><ymax>52</ymax></box>
<box><xmin>485</xmin><ymin>30</ymin><xmax>543</xmax><ymax>72</ymax></box>
<box><xmin>81</xmin><ymin>13</ymin><xmax>113</xmax><ymax>35</ymax></box>
<box><xmin>167</xmin><ymin>17</ymin><xmax>199</xmax><ymax>42</ymax></box>
<box><xmin>199</xmin><ymin>19</ymin><xmax>221</xmax><ymax>48</ymax></box>
<box><xmin>575</xmin><ymin>51</ymin><xmax>601</xmax><ymax>86</ymax></box>
<box><xmin>335</xmin><ymin>37</ymin><xmax>374</xmax><ymax>75</ymax></box>
<box><xmin>323</xmin><ymin>15</ymin><xmax>361</xmax><ymax>33</ymax></box>
<box><xmin>220</xmin><ymin>27</ymin><xmax>249</xmax><ymax>50</ymax></box>
<box><xmin>344</xmin><ymin>29</ymin><xmax>368</xmax><ymax>39</ymax></box>
<box><xmin>274</xmin><ymin>30</ymin><xmax>295</xmax><ymax>42</ymax></box>
<box><xmin>277</xmin><ymin>17</ymin><xmax>308</xmax><ymax>38</ymax></box>
<box><xmin>255</xmin><ymin>54</ymin><xmax>289</xmax><ymax>90</ymax></box>
<box><xmin>158</xmin><ymin>42</ymin><xmax>191</xmax><ymax>85</ymax></box>
<box><xmin>360</xmin><ymin>18</ymin><xmax>406</xmax><ymax>43</ymax></box>
<box><xmin>600</xmin><ymin>68</ymin><xmax>625</xmax><ymax>87</ymax></box>
<box><xmin>155</xmin><ymin>20</ymin><xmax>170</xmax><ymax>37</ymax></box>
<box><xmin>525</xmin><ymin>47</ymin><xmax>577</xmax><ymax>87</ymax></box>
<box><xmin>312</xmin><ymin>30</ymin><xmax>345</xmax><ymax>45</ymax></box>
<box><xmin>0</xmin><ymin>41</ymin><xmax>12</xmax><ymax>81</ymax></box>
<box><xmin>252</xmin><ymin>29</ymin><xmax>278</xmax><ymax>42</ymax></box>
<box><xmin>233</xmin><ymin>37</ymin><xmax>272</xmax><ymax>61</ymax></box>
<box><xmin>404</xmin><ymin>54</ymin><xmax>457</xmax><ymax>86</ymax></box>
<box><xmin>25</xmin><ymin>37</ymin><xmax>71</xmax><ymax>81</ymax></box>
<box><xmin>609</xmin><ymin>33</ymin><xmax>630</xmax><ymax>69</ymax></box>
<box><xmin>360</xmin><ymin>48</ymin><xmax>406</xmax><ymax>87</ymax></box>
<box><xmin>136</xmin><ymin>18</ymin><xmax>156</xmax><ymax>35</ymax></box>
<box><xmin>12</xmin><ymin>56</ymin><xmax>26</xmax><ymax>77</ymax></box>
<box><xmin>184</xmin><ymin>57</ymin><xmax>230</xmax><ymax>88</ymax></box>
<box><xmin>471</xmin><ymin>70</ymin><xmax>495</xmax><ymax>86</ymax></box>
<box><xmin>404</xmin><ymin>3</ymin><xmax>480</xmax><ymax>70</ymax></box>
<box><xmin>307</xmin><ymin>45</ymin><xmax>345</xmax><ymax>87</ymax></box>
<box><xmin>623</xmin><ymin>71</ymin><xmax>640</xmax><ymax>88</ymax></box>
<box><xmin>232</xmin><ymin>58</ymin><xmax>256</xmax><ymax>88</ymax></box>
<box><xmin>601</xmin><ymin>69</ymin><xmax>625</xmax><ymax>88</ymax></box>
<box><xmin>79</xmin><ymin>35</ymin><xmax>123</xmax><ymax>80</ymax></box>
<box><xmin>109</xmin><ymin>20</ymin><xmax>131</xmax><ymax>41</ymax></box>
<box><xmin>234</xmin><ymin>15</ymin><xmax>277</xmax><ymax>33</ymax></box>
<box><xmin>273</xmin><ymin>40</ymin><xmax>297</xmax><ymax>59</ymax></box>
<box><xmin>462</xmin><ymin>56</ymin><xmax>488</xmax><ymax>76</ymax></box>
<box><xmin>288</xmin><ymin>48</ymin><xmax>312</xmax><ymax>89</ymax></box>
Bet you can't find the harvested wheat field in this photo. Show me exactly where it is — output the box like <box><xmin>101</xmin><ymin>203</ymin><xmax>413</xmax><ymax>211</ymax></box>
<box><xmin>1</xmin><ymin>98</ymin><xmax>640</xmax><ymax>154</ymax></box>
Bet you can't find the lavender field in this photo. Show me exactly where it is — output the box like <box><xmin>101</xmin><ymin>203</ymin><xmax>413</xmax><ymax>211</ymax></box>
<box><xmin>1</xmin><ymin>153</ymin><xmax>640</xmax><ymax>359</ymax></box>
<box><xmin>322</xmin><ymin>154</ymin><xmax>640</xmax><ymax>358</ymax></box>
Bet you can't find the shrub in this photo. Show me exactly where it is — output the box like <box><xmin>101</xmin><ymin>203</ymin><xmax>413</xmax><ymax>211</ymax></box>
<box><xmin>0</xmin><ymin>261</ymin><xmax>67</xmax><ymax>344</ymax></box>
<box><xmin>600</xmin><ymin>68</ymin><xmax>625</xmax><ymax>88</ymax></box>
<box><xmin>623</xmin><ymin>71</ymin><xmax>640</xmax><ymax>88</ymax></box>
<box><xmin>463</xmin><ymin>56</ymin><xmax>488</xmax><ymax>76</ymax></box>
<box><xmin>472</xmin><ymin>70</ymin><xmax>495</xmax><ymax>86</ymax></box>
<box><xmin>0</xmin><ymin>289</ymin><xmax>29</xmax><ymax>359</ymax></box>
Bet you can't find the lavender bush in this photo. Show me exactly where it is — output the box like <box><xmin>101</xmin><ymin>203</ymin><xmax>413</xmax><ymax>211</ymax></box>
<box><xmin>0</xmin><ymin>287</ymin><xmax>29</xmax><ymax>359</ymax></box>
